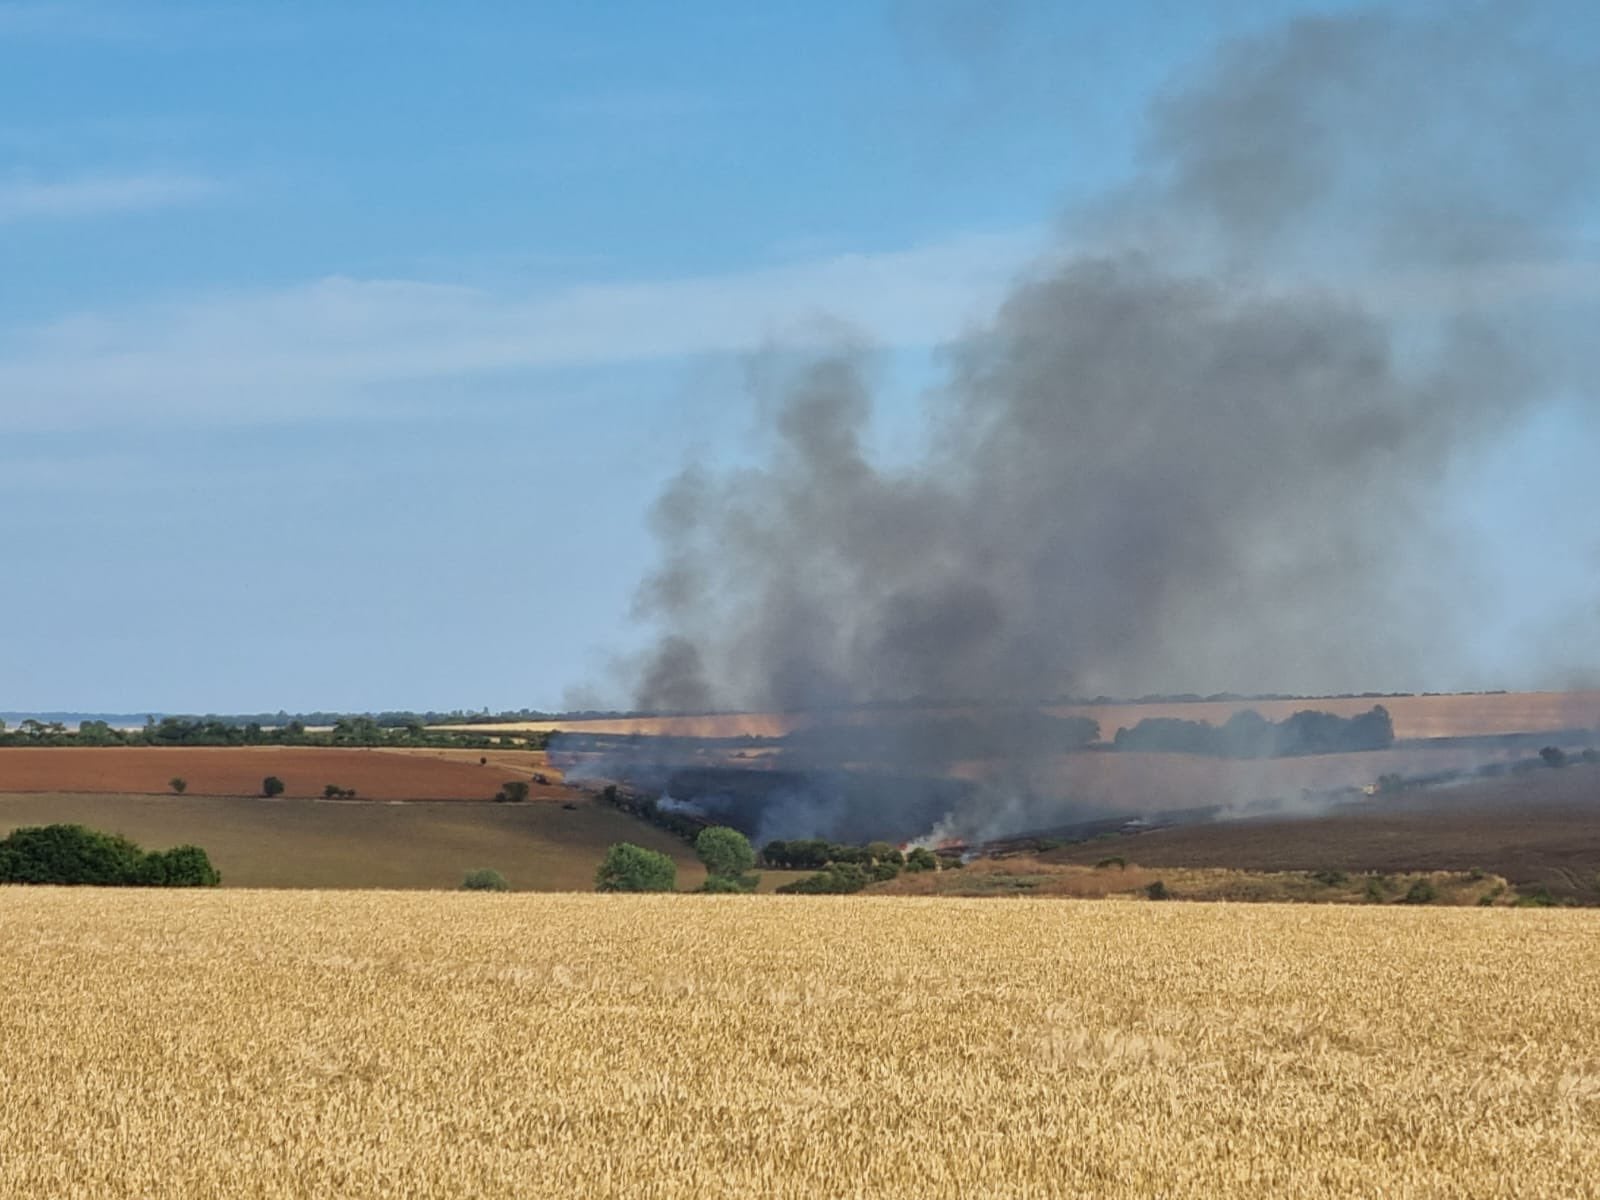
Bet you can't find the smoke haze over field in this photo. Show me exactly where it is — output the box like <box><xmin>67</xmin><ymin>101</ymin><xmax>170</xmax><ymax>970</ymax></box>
<box><xmin>632</xmin><ymin>7</ymin><xmax>1600</xmax><ymax>718</ymax></box>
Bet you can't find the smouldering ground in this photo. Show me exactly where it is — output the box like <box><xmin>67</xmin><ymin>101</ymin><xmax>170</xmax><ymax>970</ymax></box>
<box><xmin>3</xmin><ymin>892</ymin><xmax>1598</xmax><ymax>1198</ymax></box>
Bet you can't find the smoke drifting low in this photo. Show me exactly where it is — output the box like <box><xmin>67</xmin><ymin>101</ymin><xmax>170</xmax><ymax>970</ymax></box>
<box><xmin>613</xmin><ymin>8</ymin><xmax>1600</xmax><ymax>843</ymax></box>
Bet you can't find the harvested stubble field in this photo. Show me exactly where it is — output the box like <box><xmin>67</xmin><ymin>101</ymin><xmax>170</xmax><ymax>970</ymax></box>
<box><xmin>0</xmin><ymin>792</ymin><xmax>706</xmax><ymax>891</ymax></box>
<box><xmin>3</xmin><ymin>891</ymin><xmax>1597</xmax><ymax>1198</ymax></box>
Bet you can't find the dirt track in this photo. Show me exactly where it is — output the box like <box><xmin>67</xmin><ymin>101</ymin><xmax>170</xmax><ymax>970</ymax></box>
<box><xmin>0</xmin><ymin>747</ymin><xmax>569</xmax><ymax>802</ymax></box>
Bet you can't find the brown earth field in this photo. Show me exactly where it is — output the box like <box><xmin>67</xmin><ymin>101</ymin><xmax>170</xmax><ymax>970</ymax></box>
<box><xmin>0</xmin><ymin>746</ymin><xmax>568</xmax><ymax>801</ymax></box>
<box><xmin>1046</xmin><ymin>763</ymin><xmax>1600</xmax><ymax>902</ymax></box>
<box><xmin>441</xmin><ymin>689</ymin><xmax>1600</xmax><ymax>741</ymax></box>
<box><xmin>0</xmin><ymin>791</ymin><xmax>802</xmax><ymax>891</ymax></box>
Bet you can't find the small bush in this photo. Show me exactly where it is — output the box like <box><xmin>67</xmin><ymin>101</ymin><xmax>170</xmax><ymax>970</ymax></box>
<box><xmin>903</xmin><ymin>847</ymin><xmax>939</xmax><ymax>872</ymax></box>
<box><xmin>136</xmin><ymin>845</ymin><xmax>221</xmax><ymax>887</ymax></box>
<box><xmin>495</xmin><ymin>781</ymin><xmax>530</xmax><ymax>803</ymax></box>
<box><xmin>461</xmin><ymin>868</ymin><xmax>509</xmax><ymax>892</ymax></box>
<box><xmin>595</xmin><ymin>843</ymin><xmax>677</xmax><ymax>892</ymax></box>
<box><xmin>1145</xmin><ymin>880</ymin><xmax>1170</xmax><ymax>901</ymax></box>
<box><xmin>168</xmin><ymin>777</ymin><xmax>187</xmax><ymax>795</ymax></box>
<box><xmin>1364</xmin><ymin>878</ymin><xmax>1387</xmax><ymax>903</ymax></box>
<box><xmin>1467</xmin><ymin>866</ymin><xmax>1486</xmax><ymax>882</ymax></box>
<box><xmin>1401</xmin><ymin>879</ymin><xmax>1437</xmax><ymax>905</ymax></box>
<box><xmin>262</xmin><ymin>776</ymin><xmax>285</xmax><ymax>798</ymax></box>
<box><xmin>1311</xmin><ymin>869</ymin><xmax>1348</xmax><ymax>887</ymax></box>
<box><xmin>777</xmin><ymin>864</ymin><xmax>870</xmax><ymax>895</ymax></box>
<box><xmin>698</xmin><ymin>874</ymin><xmax>757</xmax><ymax>894</ymax></box>
<box><xmin>1540</xmin><ymin>746</ymin><xmax>1569</xmax><ymax>769</ymax></box>
<box><xmin>1095</xmin><ymin>856</ymin><xmax>1126</xmax><ymax>870</ymax></box>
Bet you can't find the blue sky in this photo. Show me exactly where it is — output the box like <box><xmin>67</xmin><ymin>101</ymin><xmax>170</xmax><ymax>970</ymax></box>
<box><xmin>1</xmin><ymin>0</ymin><xmax>1595</xmax><ymax>713</ymax></box>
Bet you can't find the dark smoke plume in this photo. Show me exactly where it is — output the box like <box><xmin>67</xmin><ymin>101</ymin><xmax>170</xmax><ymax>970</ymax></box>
<box><xmin>618</xmin><ymin>8</ymin><xmax>1600</xmax><ymax>843</ymax></box>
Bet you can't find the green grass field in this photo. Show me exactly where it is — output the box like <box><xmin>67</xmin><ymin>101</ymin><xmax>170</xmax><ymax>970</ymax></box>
<box><xmin>0</xmin><ymin>792</ymin><xmax>716</xmax><ymax>891</ymax></box>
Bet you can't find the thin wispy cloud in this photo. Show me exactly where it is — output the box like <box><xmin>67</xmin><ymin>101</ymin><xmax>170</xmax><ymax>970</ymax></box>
<box><xmin>0</xmin><ymin>172</ymin><xmax>221</xmax><ymax>224</ymax></box>
<box><xmin>0</xmin><ymin>228</ymin><xmax>1043</xmax><ymax>430</ymax></box>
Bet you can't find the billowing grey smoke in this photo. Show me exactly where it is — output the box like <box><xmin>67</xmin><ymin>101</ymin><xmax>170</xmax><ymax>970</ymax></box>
<box><xmin>620</xmin><ymin>8</ymin><xmax>1600</xmax><ymax>843</ymax></box>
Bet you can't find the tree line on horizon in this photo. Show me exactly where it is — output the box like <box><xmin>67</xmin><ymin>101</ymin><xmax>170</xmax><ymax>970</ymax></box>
<box><xmin>0</xmin><ymin>716</ymin><xmax>551</xmax><ymax>752</ymax></box>
<box><xmin>1111</xmin><ymin>706</ymin><xmax>1396</xmax><ymax>758</ymax></box>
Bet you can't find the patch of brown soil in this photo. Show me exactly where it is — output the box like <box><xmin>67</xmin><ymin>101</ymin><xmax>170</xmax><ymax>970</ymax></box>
<box><xmin>0</xmin><ymin>747</ymin><xmax>574</xmax><ymax>802</ymax></box>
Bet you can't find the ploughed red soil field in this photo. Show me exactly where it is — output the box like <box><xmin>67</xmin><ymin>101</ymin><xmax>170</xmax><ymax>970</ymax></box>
<box><xmin>1051</xmin><ymin>763</ymin><xmax>1600</xmax><ymax>901</ymax></box>
<box><xmin>442</xmin><ymin>690</ymin><xmax>1600</xmax><ymax>742</ymax></box>
<box><xmin>0</xmin><ymin>747</ymin><xmax>569</xmax><ymax>801</ymax></box>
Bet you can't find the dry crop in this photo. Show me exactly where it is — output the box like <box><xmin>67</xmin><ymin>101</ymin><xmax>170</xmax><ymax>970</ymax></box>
<box><xmin>2</xmin><ymin>891</ymin><xmax>1597</xmax><ymax>1198</ymax></box>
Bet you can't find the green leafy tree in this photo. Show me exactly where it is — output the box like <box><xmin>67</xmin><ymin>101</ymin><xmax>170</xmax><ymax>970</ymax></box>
<box><xmin>695</xmin><ymin>826</ymin><xmax>756</xmax><ymax>880</ymax></box>
<box><xmin>0</xmin><ymin>824</ymin><xmax>147</xmax><ymax>885</ymax></box>
<box><xmin>495</xmin><ymin>780</ymin><xmax>531</xmax><ymax>803</ymax></box>
<box><xmin>262</xmin><ymin>776</ymin><xmax>285</xmax><ymax>798</ymax></box>
<box><xmin>461</xmin><ymin>868</ymin><xmax>510</xmax><ymax>892</ymax></box>
<box><xmin>595</xmin><ymin>843</ymin><xmax>677</xmax><ymax>892</ymax></box>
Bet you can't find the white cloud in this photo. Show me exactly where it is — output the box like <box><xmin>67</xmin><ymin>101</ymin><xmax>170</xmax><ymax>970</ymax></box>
<box><xmin>0</xmin><ymin>172</ymin><xmax>221</xmax><ymax>224</ymax></box>
<box><xmin>0</xmin><ymin>228</ymin><xmax>1044</xmax><ymax>430</ymax></box>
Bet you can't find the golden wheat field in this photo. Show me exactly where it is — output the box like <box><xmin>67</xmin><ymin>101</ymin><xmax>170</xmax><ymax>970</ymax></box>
<box><xmin>4</xmin><ymin>892</ymin><xmax>1598</xmax><ymax>1198</ymax></box>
